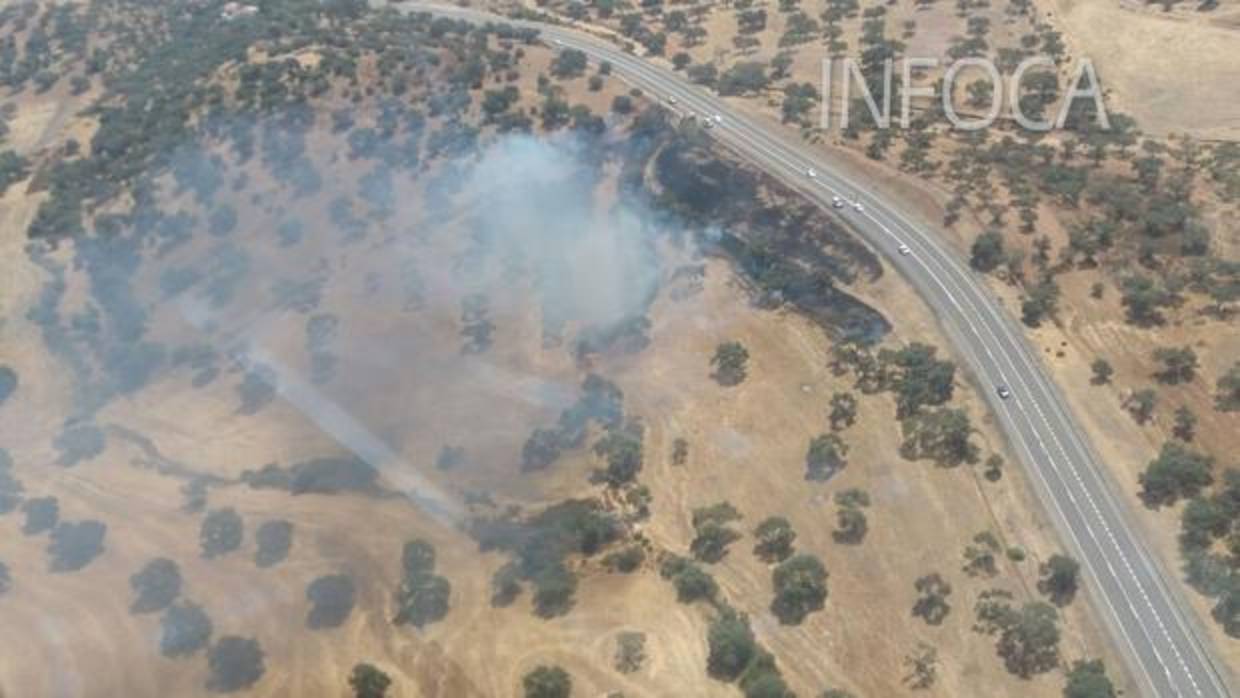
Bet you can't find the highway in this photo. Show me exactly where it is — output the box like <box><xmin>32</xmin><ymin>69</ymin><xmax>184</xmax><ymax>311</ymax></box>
<box><xmin>393</xmin><ymin>3</ymin><xmax>1231</xmax><ymax>695</ymax></box>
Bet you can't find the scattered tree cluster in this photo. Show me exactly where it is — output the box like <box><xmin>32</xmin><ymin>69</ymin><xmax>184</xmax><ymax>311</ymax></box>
<box><xmin>48</xmin><ymin>519</ymin><xmax>106</xmax><ymax>572</ymax></box>
<box><xmin>0</xmin><ymin>448</ymin><xmax>20</xmax><ymax>515</ymax></box>
<box><xmin>475</xmin><ymin>499</ymin><xmax>620</xmax><ymax>617</ymax></box>
<box><xmin>832</xmin><ymin>488</ymin><xmax>870</xmax><ymax>544</ymax></box>
<box><xmin>752</xmin><ymin>516</ymin><xmax>796</xmax><ymax>563</ymax></box>
<box><xmin>707</xmin><ymin>605</ymin><xmax>795</xmax><ymax>697</ymax></box>
<box><xmin>974</xmin><ymin>590</ymin><xmax>1062</xmax><ymax>678</ymax></box>
<box><xmin>159</xmin><ymin>601</ymin><xmax>213</xmax><ymax>659</ymax></box>
<box><xmin>912</xmin><ymin>573</ymin><xmax>952</xmax><ymax>625</ymax></box>
<box><xmin>349</xmin><ymin>663</ymin><xmax>392</xmax><ymax>698</ymax></box>
<box><xmin>691</xmin><ymin>501</ymin><xmax>743</xmax><ymax>563</ymax></box>
<box><xmin>206</xmin><ymin>635</ymin><xmax>266</xmax><ymax>693</ymax></box>
<box><xmin>805</xmin><ymin>433</ymin><xmax>848</xmax><ymax>481</ymax></box>
<box><xmin>614</xmin><ymin>631</ymin><xmax>647</xmax><ymax>674</ymax></box>
<box><xmin>1063</xmin><ymin>659</ymin><xmax>1117</xmax><ymax>698</ymax></box>
<box><xmin>770</xmin><ymin>554</ymin><xmax>829</xmax><ymax>624</ymax></box>
<box><xmin>1038</xmin><ymin>554</ymin><xmax>1080</xmax><ymax>607</ymax></box>
<box><xmin>522</xmin><ymin>375</ymin><xmax>624</xmax><ymax>471</ymax></box>
<box><xmin>963</xmin><ymin>530</ymin><xmax>1002</xmax><ymax>578</ymax></box>
<box><xmin>1140</xmin><ymin>440</ymin><xmax>1214</xmax><ymax>508</ymax></box>
<box><xmin>200</xmin><ymin>507</ymin><xmax>244</xmax><ymax>559</ymax></box>
<box><xmin>393</xmin><ymin>539</ymin><xmax>451</xmax><ymax>628</ymax></box>
<box><xmin>306</xmin><ymin>573</ymin><xmax>356</xmax><ymax>629</ymax></box>
<box><xmin>592</xmin><ymin>421</ymin><xmax>645</xmax><ymax>487</ymax></box>
<box><xmin>1179</xmin><ymin>468</ymin><xmax>1240</xmax><ymax>638</ymax></box>
<box><xmin>660</xmin><ymin>554</ymin><xmax>719</xmax><ymax>604</ymax></box>
<box><xmin>254</xmin><ymin>519</ymin><xmax>294</xmax><ymax>568</ymax></box>
<box><xmin>523</xmin><ymin>665</ymin><xmax>572</xmax><ymax>698</ymax></box>
<box><xmin>711</xmin><ymin>341</ymin><xmax>750</xmax><ymax>386</ymax></box>
<box><xmin>130</xmin><ymin>557</ymin><xmax>183</xmax><ymax>614</ymax></box>
<box><xmin>21</xmin><ymin>496</ymin><xmax>58</xmax><ymax>535</ymax></box>
<box><xmin>829</xmin><ymin>341</ymin><xmax>978</xmax><ymax>469</ymax></box>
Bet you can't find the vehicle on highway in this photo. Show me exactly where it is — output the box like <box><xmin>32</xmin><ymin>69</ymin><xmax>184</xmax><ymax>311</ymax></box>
<box><xmin>667</xmin><ymin>96</ymin><xmax>677</xmax><ymax>105</ymax></box>
<box><xmin>897</xmin><ymin>243</ymin><xmax>911</xmax><ymax>256</ymax></box>
<box><xmin>852</xmin><ymin>201</ymin><xmax>864</xmax><ymax>212</ymax></box>
<box><xmin>712</xmin><ymin>113</ymin><xmax>722</xmax><ymax>124</ymax></box>
<box><xmin>806</xmin><ymin>168</ymin><xmax>817</xmax><ymax>179</ymax></box>
<box><xmin>996</xmin><ymin>385</ymin><xmax>1012</xmax><ymax>399</ymax></box>
<box><xmin>831</xmin><ymin>195</ymin><xmax>844</xmax><ymax>209</ymax></box>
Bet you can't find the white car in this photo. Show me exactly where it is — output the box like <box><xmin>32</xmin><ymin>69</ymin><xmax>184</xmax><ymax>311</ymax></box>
<box><xmin>668</xmin><ymin>96</ymin><xmax>678</xmax><ymax>105</ymax></box>
<box><xmin>553</xmin><ymin>39</ymin><xmax>563</xmax><ymax>46</ymax></box>
<box><xmin>897</xmin><ymin>243</ymin><xmax>911</xmax><ymax>255</ymax></box>
<box><xmin>712</xmin><ymin>113</ymin><xmax>723</xmax><ymax>124</ymax></box>
<box><xmin>831</xmin><ymin>195</ymin><xmax>844</xmax><ymax>209</ymax></box>
<box><xmin>806</xmin><ymin>168</ymin><xmax>817</xmax><ymax>179</ymax></box>
<box><xmin>852</xmin><ymin>201</ymin><xmax>864</xmax><ymax>212</ymax></box>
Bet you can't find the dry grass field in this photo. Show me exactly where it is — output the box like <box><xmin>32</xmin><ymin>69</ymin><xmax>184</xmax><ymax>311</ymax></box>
<box><xmin>486</xmin><ymin>0</ymin><xmax>1240</xmax><ymax>675</ymax></box>
<box><xmin>0</xmin><ymin>83</ymin><xmax>1130</xmax><ymax>697</ymax></box>
<box><xmin>9</xmin><ymin>0</ymin><xmax>1236</xmax><ymax>694</ymax></box>
<box><xmin>1046</xmin><ymin>0</ymin><xmax>1240</xmax><ymax>140</ymax></box>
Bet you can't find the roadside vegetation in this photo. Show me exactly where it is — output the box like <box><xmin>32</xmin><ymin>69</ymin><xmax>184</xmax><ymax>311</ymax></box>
<box><xmin>519</xmin><ymin>0</ymin><xmax>1240</xmax><ymax>648</ymax></box>
<box><xmin>0</xmin><ymin>0</ymin><xmax>1152</xmax><ymax>694</ymax></box>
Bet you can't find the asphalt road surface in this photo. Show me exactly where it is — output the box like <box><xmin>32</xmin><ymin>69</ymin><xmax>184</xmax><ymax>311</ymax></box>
<box><xmin>392</xmin><ymin>4</ymin><xmax>1232</xmax><ymax>695</ymax></box>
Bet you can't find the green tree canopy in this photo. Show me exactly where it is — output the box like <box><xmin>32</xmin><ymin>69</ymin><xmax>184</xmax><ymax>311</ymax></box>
<box><xmin>753</xmin><ymin>516</ymin><xmax>796</xmax><ymax>563</ymax></box>
<box><xmin>707</xmin><ymin>605</ymin><xmax>758</xmax><ymax>681</ymax></box>
<box><xmin>523</xmin><ymin>665</ymin><xmax>572</xmax><ymax>698</ymax></box>
<box><xmin>394</xmin><ymin>539</ymin><xmax>452</xmax><ymax>626</ymax></box>
<box><xmin>970</xmin><ymin>230</ymin><xmax>1006</xmax><ymax>272</ymax></box>
<box><xmin>900</xmin><ymin>407</ymin><xmax>978</xmax><ymax>467</ymax></box>
<box><xmin>550</xmin><ymin>49</ymin><xmax>588</xmax><ymax>79</ymax></box>
<box><xmin>206</xmin><ymin>636</ymin><xmax>265</xmax><ymax>693</ymax></box>
<box><xmin>1063</xmin><ymin>659</ymin><xmax>1116</xmax><ymax>698</ymax></box>
<box><xmin>996</xmin><ymin>602</ymin><xmax>1061</xmax><ymax>678</ymax></box>
<box><xmin>1152</xmin><ymin>346</ymin><xmax>1199</xmax><ymax>385</ymax></box>
<box><xmin>1038</xmin><ymin>554</ymin><xmax>1080</xmax><ymax>606</ymax></box>
<box><xmin>912</xmin><ymin>573</ymin><xmax>952</xmax><ymax>625</ymax></box>
<box><xmin>200</xmin><ymin>507</ymin><xmax>244</xmax><ymax>559</ymax></box>
<box><xmin>832</xmin><ymin>506</ymin><xmax>868</xmax><ymax>544</ymax></box>
<box><xmin>0</xmin><ymin>365</ymin><xmax>16</xmax><ymax>404</ymax></box>
<box><xmin>1140</xmin><ymin>441</ymin><xmax>1214</xmax><ymax>508</ymax></box>
<box><xmin>771</xmin><ymin>554</ymin><xmax>829</xmax><ymax>624</ymax></box>
<box><xmin>674</xmin><ymin>563</ymin><xmax>719</xmax><ymax>603</ymax></box>
<box><xmin>712</xmin><ymin>341</ymin><xmax>750</xmax><ymax>386</ymax></box>
<box><xmin>1120</xmin><ymin>275</ymin><xmax>1174</xmax><ymax>326</ymax></box>
<box><xmin>880</xmin><ymin>343</ymin><xmax>956</xmax><ymax>417</ymax></box>
<box><xmin>1126</xmin><ymin>388</ymin><xmax>1157</xmax><ymax>425</ymax></box>
<box><xmin>1173</xmin><ymin>406</ymin><xmax>1197</xmax><ymax>442</ymax></box>
<box><xmin>806</xmin><ymin>433</ymin><xmax>848</xmax><ymax>481</ymax></box>
<box><xmin>692</xmin><ymin>520</ymin><xmax>742</xmax><ymax>563</ymax></box>
<box><xmin>130</xmin><ymin>557</ymin><xmax>182</xmax><ymax>614</ymax></box>
<box><xmin>718</xmin><ymin>61</ymin><xmax>769</xmax><ymax>95</ymax></box>
<box><xmin>349</xmin><ymin>663</ymin><xmax>392</xmax><ymax>698</ymax></box>
<box><xmin>159</xmin><ymin>601</ymin><xmax>212</xmax><ymax>658</ymax></box>
<box><xmin>828</xmin><ymin>392</ymin><xmax>858</xmax><ymax>431</ymax></box>
<box><xmin>1216</xmin><ymin>362</ymin><xmax>1240</xmax><ymax>412</ymax></box>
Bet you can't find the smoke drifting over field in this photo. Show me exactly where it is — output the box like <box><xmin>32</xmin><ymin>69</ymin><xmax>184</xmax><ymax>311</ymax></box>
<box><xmin>459</xmin><ymin>136</ymin><xmax>662</xmax><ymax>335</ymax></box>
<box><xmin>19</xmin><ymin>128</ymin><xmax>675</xmax><ymax>518</ymax></box>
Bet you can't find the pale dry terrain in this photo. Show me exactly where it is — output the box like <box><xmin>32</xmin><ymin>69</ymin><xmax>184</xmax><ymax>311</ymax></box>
<box><xmin>1047</xmin><ymin>0</ymin><xmax>1240</xmax><ymax>141</ymax></box>
<box><xmin>493</xmin><ymin>0</ymin><xmax>1240</xmax><ymax>674</ymax></box>
<box><xmin>0</xmin><ymin>104</ymin><xmax>1132</xmax><ymax>698</ymax></box>
<box><xmin>0</xmin><ymin>0</ymin><xmax>1183</xmax><ymax>691</ymax></box>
